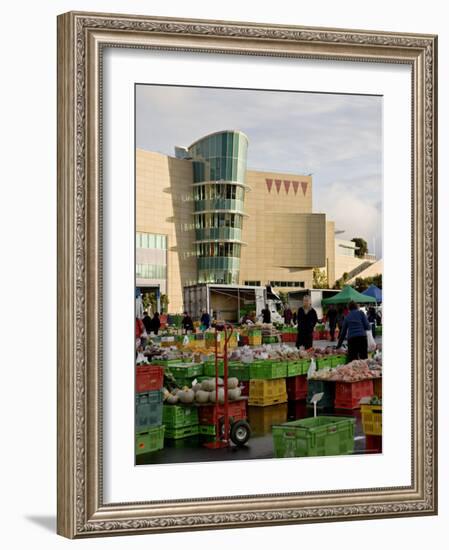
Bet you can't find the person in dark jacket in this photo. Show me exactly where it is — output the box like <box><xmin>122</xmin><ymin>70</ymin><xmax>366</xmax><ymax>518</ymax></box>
<box><xmin>296</xmin><ymin>295</ymin><xmax>318</xmax><ymax>350</ymax></box>
<box><xmin>200</xmin><ymin>309</ymin><xmax>211</xmax><ymax>330</ymax></box>
<box><xmin>182</xmin><ymin>311</ymin><xmax>194</xmax><ymax>333</ymax></box>
<box><xmin>283</xmin><ymin>305</ymin><xmax>293</xmax><ymax>326</ymax></box>
<box><xmin>367</xmin><ymin>306</ymin><xmax>377</xmax><ymax>338</ymax></box>
<box><xmin>337</xmin><ymin>301</ymin><xmax>370</xmax><ymax>361</ymax></box>
<box><xmin>142</xmin><ymin>311</ymin><xmax>152</xmax><ymax>334</ymax></box>
<box><xmin>150</xmin><ymin>311</ymin><xmax>161</xmax><ymax>335</ymax></box>
<box><xmin>326</xmin><ymin>304</ymin><xmax>338</xmax><ymax>341</ymax></box>
<box><xmin>261</xmin><ymin>305</ymin><xmax>271</xmax><ymax>324</ymax></box>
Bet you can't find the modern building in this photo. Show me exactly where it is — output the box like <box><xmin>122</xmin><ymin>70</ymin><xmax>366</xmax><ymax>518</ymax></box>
<box><xmin>136</xmin><ymin>130</ymin><xmax>336</xmax><ymax>313</ymax></box>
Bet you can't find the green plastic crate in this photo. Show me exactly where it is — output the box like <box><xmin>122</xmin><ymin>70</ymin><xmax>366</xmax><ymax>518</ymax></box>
<box><xmin>250</xmin><ymin>360</ymin><xmax>288</xmax><ymax>380</ymax></box>
<box><xmin>272</xmin><ymin>416</ymin><xmax>355</xmax><ymax>458</ymax></box>
<box><xmin>151</xmin><ymin>359</ymin><xmax>183</xmax><ymax>367</ymax></box>
<box><xmin>163</xmin><ymin>405</ymin><xmax>199</xmax><ymax>429</ymax></box>
<box><xmin>229</xmin><ymin>362</ymin><xmax>251</xmax><ymax>381</ymax></box>
<box><xmin>164</xmin><ymin>424</ymin><xmax>199</xmax><ymax>440</ymax></box>
<box><xmin>165</xmin><ymin>362</ymin><xmax>204</xmax><ymax>378</ymax></box>
<box><xmin>198</xmin><ymin>424</ymin><xmax>216</xmax><ymax>436</ymax></box>
<box><xmin>287</xmin><ymin>360</ymin><xmax>309</xmax><ymax>377</ymax></box>
<box><xmin>203</xmin><ymin>360</ymin><xmax>224</xmax><ymax>377</ymax></box>
<box><xmin>135</xmin><ymin>425</ymin><xmax>165</xmax><ymax>456</ymax></box>
<box><xmin>331</xmin><ymin>354</ymin><xmax>347</xmax><ymax>368</ymax></box>
<box><xmin>315</xmin><ymin>356</ymin><xmax>334</xmax><ymax>370</ymax></box>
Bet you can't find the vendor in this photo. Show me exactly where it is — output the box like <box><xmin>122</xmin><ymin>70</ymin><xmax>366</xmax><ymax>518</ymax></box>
<box><xmin>182</xmin><ymin>311</ymin><xmax>194</xmax><ymax>333</ymax></box>
<box><xmin>151</xmin><ymin>311</ymin><xmax>161</xmax><ymax>335</ymax></box>
<box><xmin>261</xmin><ymin>304</ymin><xmax>271</xmax><ymax>324</ymax></box>
<box><xmin>336</xmin><ymin>300</ymin><xmax>370</xmax><ymax>361</ymax></box>
<box><xmin>200</xmin><ymin>309</ymin><xmax>211</xmax><ymax>330</ymax></box>
<box><xmin>296</xmin><ymin>295</ymin><xmax>318</xmax><ymax>349</ymax></box>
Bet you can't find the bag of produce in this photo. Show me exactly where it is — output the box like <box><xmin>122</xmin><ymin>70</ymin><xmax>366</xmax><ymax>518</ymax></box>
<box><xmin>366</xmin><ymin>330</ymin><xmax>376</xmax><ymax>351</ymax></box>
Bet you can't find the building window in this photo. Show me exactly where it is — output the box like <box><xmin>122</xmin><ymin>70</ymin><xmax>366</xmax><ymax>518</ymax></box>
<box><xmin>244</xmin><ymin>281</ymin><xmax>261</xmax><ymax>286</ymax></box>
<box><xmin>136</xmin><ymin>264</ymin><xmax>167</xmax><ymax>279</ymax></box>
<box><xmin>136</xmin><ymin>232</ymin><xmax>167</xmax><ymax>250</ymax></box>
<box><xmin>270</xmin><ymin>281</ymin><xmax>305</xmax><ymax>288</ymax></box>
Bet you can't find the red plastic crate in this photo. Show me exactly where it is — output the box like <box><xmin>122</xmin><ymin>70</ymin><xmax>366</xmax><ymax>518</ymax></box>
<box><xmin>365</xmin><ymin>434</ymin><xmax>382</xmax><ymax>452</ymax></box>
<box><xmin>240</xmin><ymin>381</ymin><xmax>250</xmax><ymax>397</ymax></box>
<box><xmin>198</xmin><ymin>399</ymin><xmax>247</xmax><ymax>425</ymax></box>
<box><xmin>334</xmin><ymin>379</ymin><xmax>374</xmax><ymax>409</ymax></box>
<box><xmin>241</xmin><ymin>336</ymin><xmax>249</xmax><ymax>345</ymax></box>
<box><xmin>286</xmin><ymin>375</ymin><xmax>308</xmax><ymax>401</ymax></box>
<box><xmin>136</xmin><ymin>365</ymin><xmax>164</xmax><ymax>393</ymax></box>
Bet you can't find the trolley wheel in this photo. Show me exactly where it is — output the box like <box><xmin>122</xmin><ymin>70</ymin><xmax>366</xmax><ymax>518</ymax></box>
<box><xmin>230</xmin><ymin>420</ymin><xmax>251</xmax><ymax>447</ymax></box>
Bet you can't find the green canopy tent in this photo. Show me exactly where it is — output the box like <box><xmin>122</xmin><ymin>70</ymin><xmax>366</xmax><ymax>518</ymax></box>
<box><xmin>321</xmin><ymin>285</ymin><xmax>376</xmax><ymax>305</ymax></box>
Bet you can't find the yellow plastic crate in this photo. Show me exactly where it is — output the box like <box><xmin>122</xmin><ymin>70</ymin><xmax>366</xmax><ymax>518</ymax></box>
<box><xmin>361</xmin><ymin>404</ymin><xmax>382</xmax><ymax>436</ymax></box>
<box><xmin>249</xmin><ymin>379</ymin><xmax>287</xmax><ymax>406</ymax></box>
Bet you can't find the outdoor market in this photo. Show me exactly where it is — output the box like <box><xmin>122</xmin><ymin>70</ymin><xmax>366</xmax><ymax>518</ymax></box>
<box><xmin>135</xmin><ymin>283</ymin><xmax>383</xmax><ymax>464</ymax></box>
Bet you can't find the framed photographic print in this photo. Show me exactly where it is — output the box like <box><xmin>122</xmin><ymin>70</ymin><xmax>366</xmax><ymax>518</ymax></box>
<box><xmin>57</xmin><ymin>11</ymin><xmax>438</xmax><ymax>538</ymax></box>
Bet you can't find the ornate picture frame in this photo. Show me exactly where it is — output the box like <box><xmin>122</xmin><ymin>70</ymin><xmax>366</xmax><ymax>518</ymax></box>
<box><xmin>57</xmin><ymin>11</ymin><xmax>438</xmax><ymax>538</ymax></box>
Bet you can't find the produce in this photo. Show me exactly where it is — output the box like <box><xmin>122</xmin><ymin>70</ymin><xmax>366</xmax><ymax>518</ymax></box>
<box><xmin>227</xmin><ymin>377</ymin><xmax>239</xmax><ymax>389</ymax></box>
<box><xmin>195</xmin><ymin>390</ymin><xmax>209</xmax><ymax>403</ymax></box>
<box><xmin>310</xmin><ymin>359</ymin><xmax>382</xmax><ymax>382</ymax></box>
<box><xmin>166</xmin><ymin>394</ymin><xmax>179</xmax><ymax>404</ymax></box>
<box><xmin>228</xmin><ymin>388</ymin><xmax>242</xmax><ymax>400</ymax></box>
<box><xmin>178</xmin><ymin>389</ymin><xmax>195</xmax><ymax>404</ymax></box>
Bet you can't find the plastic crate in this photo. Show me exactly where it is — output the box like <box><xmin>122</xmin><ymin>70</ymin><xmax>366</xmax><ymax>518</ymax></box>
<box><xmin>315</xmin><ymin>356</ymin><xmax>333</xmax><ymax>370</ymax></box>
<box><xmin>331</xmin><ymin>354</ymin><xmax>347</xmax><ymax>368</ymax></box>
<box><xmin>151</xmin><ymin>359</ymin><xmax>183</xmax><ymax>367</ymax></box>
<box><xmin>249</xmin><ymin>379</ymin><xmax>287</xmax><ymax>406</ymax></box>
<box><xmin>286</xmin><ymin>375</ymin><xmax>308</xmax><ymax>401</ymax></box>
<box><xmin>240</xmin><ymin>380</ymin><xmax>250</xmax><ymax>397</ymax></box>
<box><xmin>135</xmin><ymin>365</ymin><xmax>164</xmax><ymax>393</ymax></box>
<box><xmin>287</xmin><ymin>360</ymin><xmax>309</xmax><ymax>377</ymax></box>
<box><xmin>365</xmin><ymin>434</ymin><xmax>382</xmax><ymax>452</ymax></box>
<box><xmin>334</xmin><ymin>380</ymin><xmax>374</xmax><ymax>409</ymax></box>
<box><xmin>198</xmin><ymin>399</ymin><xmax>247</xmax><ymax>425</ymax></box>
<box><xmin>307</xmin><ymin>379</ymin><xmax>335</xmax><ymax>409</ymax></box>
<box><xmin>272</xmin><ymin>416</ymin><xmax>355</xmax><ymax>458</ymax></box>
<box><xmin>203</xmin><ymin>360</ymin><xmax>224</xmax><ymax>377</ymax></box>
<box><xmin>373</xmin><ymin>377</ymin><xmax>382</xmax><ymax>398</ymax></box>
<box><xmin>165</xmin><ymin>362</ymin><xmax>204</xmax><ymax>379</ymax></box>
<box><xmin>162</xmin><ymin>404</ymin><xmax>199</xmax><ymax>429</ymax></box>
<box><xmin>198</xmin><ymin>423</ymin><xmax>216</xmax><ymax>436</ymax></box>
<box><xmin>361</xmin><ymin>403</ymin><xmax>382</xmax><ymax>435</ymax></box>
<box><xmin>248</xmin><ymin>403</ymin><xmax>288</xmax><ymax>436</ymax></box>
<box><xmin>135</xmin><ymin>425</ymin><xmax>165</xmax><ymax>456</ymax></box>
<box><xmin>249</xmin><ymin>360</ymin><xmax>287</xmax><ymax>380</ymax></box>
<box><xmin>164</xmin><ymin>424</ymin><xmax>199</xmax><ymax>440</ymax></box>
<box><xmin>229</xmin><ymin>362</ymin><xmax>251</xmax><ymax>381</ymax></box>
<box><xmin>135</xmin><ymin>391</ymin><xmax>163</xmax><ymax>430</ymax></box>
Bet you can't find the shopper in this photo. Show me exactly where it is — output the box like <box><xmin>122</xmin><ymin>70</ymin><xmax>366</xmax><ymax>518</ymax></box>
<box><xmin>151</xmin><ymin>311</ymin><xmax>161</xmax><ymax>335</ymax></box>
<box><xmin>182</xmin><ymin>311</ymin><xmax>194</xmax><ymax>333</ymax></box>
<box><xmin>337</xmin><ymin>306</ymin><xmax>345</xmax><ymax>331</ymax></box>
<box><xmin>367</xmin><ymin>306</ymin><xmax>377</xmax><ymax>338</ymax></box>
<box><xmin>292</xmin><ymin>311</ymin><xmax>297</xmax><ymax>325</ymax></box>
<box><xmin>200</xmin><ymin>309</ymin><xmax>211</xmax><ymax>330</ymax></box>
<box><xmin>326</xmin><ymin>304</ymin><xmax>338</xmax><ymax>341</ymax></box>
<box><xmin>296</xmin><ymin>295</ymin><xmax>318</xmax><ymax>350</ymax></box>
<box><xmin>336</xmin><ymin>300</ymin><xmax>370</xmax><ymax>361</ymax></box>
<box><xmin>142</xmin><ymin>310</ymin><xmax>152</xmax><ymax>334</ymax></box>
<box><xmin>283</xmin><ymin>305</ymin><xmax>293</xmax><ymax>326</ymax></box>
<box><xmin>261</xmin><ymin>304</ymin><xmax>271</xmax><ymax>324</ymax></box>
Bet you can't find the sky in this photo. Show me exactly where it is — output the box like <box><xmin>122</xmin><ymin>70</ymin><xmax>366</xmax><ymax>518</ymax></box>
<box><xmin>136</xmin><ymin>85</ymin><xmax>383</xmax><ymax>258</ymax></box>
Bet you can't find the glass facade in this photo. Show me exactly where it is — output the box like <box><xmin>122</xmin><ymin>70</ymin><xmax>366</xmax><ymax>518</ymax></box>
<box><xmin>136</xmin><ymin>232</ymin><xmax>167</xmax><ymax>250</ymax></box>
<box><xmin>136</xmin><ymin>264</ymin><xmax>167</xmax><ymax>279</ymax></box>
<box><xmin>188</xmin><ymin>130</ymin><xmax>248</xmax><ymax>285</ymax></box>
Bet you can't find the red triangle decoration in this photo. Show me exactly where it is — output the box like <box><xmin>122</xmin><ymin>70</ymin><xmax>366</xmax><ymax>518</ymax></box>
<box><xmin>275</xmin><ymin>179</ymin><xmax>282</xmax><ymax>193</ymax></box>
<box><xmin>284</xmin><ymin>180</ymin><xmax>291</xmax><ymax>194</ymax></box>
<box><xmin>266</xmin><ymin>178</ymin><xmax>273</xmax><ymax>193</ymax></box>
<box><xmin>301</xmin><ymin>181</ymin><xmax>308</xmax><ymax>196</ymax></box>
<box><xmin>292</xmin><ymin>181</ymin><xmax>299</xmax><ymax>195</ymax></box>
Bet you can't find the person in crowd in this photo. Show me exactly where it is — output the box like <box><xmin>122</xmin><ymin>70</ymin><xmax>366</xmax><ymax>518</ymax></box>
<box><xmin>182</xmin><ymin>311</ymin><xmax>194</xmax><ymax>333</ymax></box>
<box><xmin>283</xmin><ymin>304</ymin><xmax>293</xmax><ymax>326</ymax></box>
<box><xmin>200</xmin><ymin>308</ymin><xmax>211</xmax><ymax>330</ymax></box>
<box><xmin>135</xmin><ymin>317</ymin><xmax>144</xmax><ymax>339</ymax></box>
<box><xmin>327</xmin><ymin>304</ymin><xmax>338</xmax><ymax>342</ymax></box>
<box><xmin>142</xmin><ymin>310</ymin><xmax>152</xmax><ymax>334</ymax></box>
<box><xmin>336</xmin><ymin>300</ymin><xmax>370</xmax><ymax>361</ymax></box>
<box><xmin>296</xmin><ymin>295</ymin><xmax>318</xmax><ymax>350</ymax></box>
<box><xmin>151</xmin><ymin>311</ymin><xmax>161</xmax><ymax>335</ymax></box>
<box><xmin>261</xmin><ymin>304</ymin><xmax>271</xmax><ymax>324</ymax></box>
<box><xmin>337</xmin><ymin>306</ymin><xmax>345</xmax><ymax>332</ymax></box>
<box><xmin>367</xmin><ymin>306</ymin><xmax>377</xmax><ymax>338</ymax></box>
<box><xmin>292</xmin><ymin>310</ymin><xmax>297</xmax><ymax>325</ymax></box>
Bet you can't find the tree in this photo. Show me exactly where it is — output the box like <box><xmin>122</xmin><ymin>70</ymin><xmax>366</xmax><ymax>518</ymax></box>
<box><xmin>313</xmin><ymin>268</ymin><xmax>328</xmax><ymax>289</ymax></box>
<box><xmin>160</xmin><ymin>294</ymin><xmax>169</xmax><ymax>313</ymax></box>
<box><xmin>142</xmin><ymin>292</ymin><xmax>157</xmax><ymax>314</ymax></box>
<box><xmin>278</xmin><ymin>291</ymin><xmax>288</xmax><ymax>306</ymax></box>
<box><xmin>353</xmin><ymin>274</ymin><xmax>382</xmax><ymax>293</ymax></box>
<box><xmin>333</xmin><ymin>272</ymin><xmax>349</xmax><ymax>289</ymax></box>
<box><xmin>351</xmin><ymin>237</ymin><xmax>368</xmax><ymax>258</ymax></box>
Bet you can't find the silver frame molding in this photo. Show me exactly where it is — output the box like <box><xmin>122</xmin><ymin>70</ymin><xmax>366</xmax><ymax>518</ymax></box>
<box><xmin>57</xmin><ymin>11</ymin><xmax>438</xmax><ymax>538</ymax></box>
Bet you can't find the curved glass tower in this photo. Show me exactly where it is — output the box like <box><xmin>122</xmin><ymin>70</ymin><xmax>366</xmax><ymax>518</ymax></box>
<box><xmin>188</xmin><ymin>130</ymin><xmax>249</xmax><ymax>284</ymax></box>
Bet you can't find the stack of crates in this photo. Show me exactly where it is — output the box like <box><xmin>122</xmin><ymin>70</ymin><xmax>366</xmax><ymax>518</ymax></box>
<box><xmin>286</xmin><ymin>375</ymin><xmax>308</xmax><ymax>401</ymax></box>
<box><xmin>248</xmin><ymin>378</ymin><xmax>287</xmax><ymax>406</ymax></box>
<box><xmin>198</xmin><ymin>400</ymin><xmax>247</xmax><ymax>437</ymax></box>
<box><xmin>163</xmin><ymin>362</ymin><xmax>204</xmax><ymax>388</ymax></box>
<box><xmin>281</xmin><ymin>326</ymin><xmax>296</xmax><ymax>343</ymax></box>
<box><xmin>307</xmin><ymin>379</ymin><xmax>335</xmax><ymax>409</ymax></box>
<box><xmin>287</xmin><ymin>359</ymin><xmax>309</xmax><ymax>377</ymax></box>
<box><xmin>249</xmin><ymin>360</ymin><xmax>287</xmax><ymax>380</ymax></box>
<box><xmin>248</xmin><ymin>403</ymin><xmax>287</xmax><ymax>436</ymax></box>
<box><xmin>334</xmin><ymin>379</ymin><xmax>374</xmax><ymax>409</ymax></box>
<box><xmin>135</xmin><ymin>365</ymin><xmax>165</xmax><ymax>456</ymax></box>
<box><xmin>248</xmin><ymin>329</ymin><xmax>262</xmax><ymax>346</ymax></box>
<box><xmin>163</xmin><ymin>404</ymin><xmax>199</xmax><ymax>439</ymax></box>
